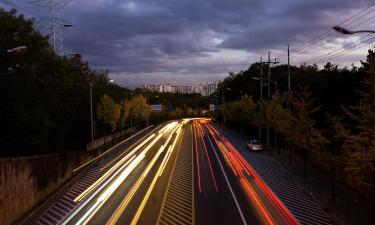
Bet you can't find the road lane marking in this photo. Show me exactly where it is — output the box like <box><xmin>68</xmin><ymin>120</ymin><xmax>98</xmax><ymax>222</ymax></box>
<box><xmin>191</xmin><ymin>123</ymin><xmax>196</xmax><ymax>225</ymax></box>
<box><xmin>205</xmin><ymin>128</ymin><xmax>248</xmax><ymax>225</ymax></box>
<box><xmin>157</xmin><ymin>122</ymin><xmax>194</xmax><ymax>225</ymax></box>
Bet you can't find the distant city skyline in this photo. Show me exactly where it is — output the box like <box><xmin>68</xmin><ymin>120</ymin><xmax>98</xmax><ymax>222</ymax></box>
<box><xmin>142</xmin><ymin>82</ymin><xmax>218</xmax><ymax>96</ymax></box>
<box><xmin>1</xmin><ymin>0</ymin><xmax>374</xmax><ymax>88</ymax></box>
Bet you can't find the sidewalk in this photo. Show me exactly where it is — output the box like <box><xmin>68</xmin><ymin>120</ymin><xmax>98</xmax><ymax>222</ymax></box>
<box><xmin>214</xmin><ymin>123</ymin><xmax>373</xmax><ymax>225</ymax></box>
<box><xmin>274</xmin><ymin>145</ymin><xmax>374</xmax><ymax>225</ymax></box>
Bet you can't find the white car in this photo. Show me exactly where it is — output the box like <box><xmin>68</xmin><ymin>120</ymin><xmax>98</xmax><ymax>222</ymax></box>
<box><xmin>246</xmin><ymin>139</ymin><xmax>263</xmax><ymax>152</ymax></box>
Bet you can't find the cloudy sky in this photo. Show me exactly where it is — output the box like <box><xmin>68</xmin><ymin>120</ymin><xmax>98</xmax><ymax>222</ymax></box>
<box><xmin>1</xmin><ymin>0</ymin><xmax>375</xmax><ymax>88</ymax></box>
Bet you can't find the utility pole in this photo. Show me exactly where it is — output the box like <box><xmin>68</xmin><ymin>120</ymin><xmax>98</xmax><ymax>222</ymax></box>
<box><xmin>130</xmin><ymin>91</ymin><xmax>133</xmax><ymax>132</ymax></box>
<box><xmin>259</xmin><ymin>57</ymin><xmax>263</xmax><ymax>141</ymax></box>
<box><xmin>265</xmin><ymin>51</ymin><xmax>279</xmax><ymax>146</ymax></box>
<box><xmin>288</xmin><ymin>44</ymin><xmax>291</xmax><ymax>94</ymax></box>
<box><xmin>268</xmin><ymin>51</ymin><xmax>271</xmax><ymax>98</ymax></box>
<box><xmin>89</xmin><ymin>82</ymin><xmax>94</xmax><ymax>142</ymax></box>
<box><xmin>260</xmin><ymin>57</ymin><xmax>263</xmax><ymax>101</ymax></box>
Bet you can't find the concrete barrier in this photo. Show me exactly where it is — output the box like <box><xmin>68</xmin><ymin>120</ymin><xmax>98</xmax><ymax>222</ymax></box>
<box><xmin>86</xmin><ymin>127</ymin><xmax>135</xmax><ymax>151</ymax></box>
<box><xmin>0</xmin><ymin>151</ymin><xmax>97</xmax><ymax>225</ymax></box>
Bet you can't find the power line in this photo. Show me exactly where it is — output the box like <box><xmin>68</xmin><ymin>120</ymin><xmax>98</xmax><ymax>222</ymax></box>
<box><xmin>276</xmin><ymin>2</ymin><xmax>375</xmax><ymax>61</ymax></box>
<box><xmin>346</xmin><ymin>11</ymin><xmax>375</xmax><ymax>29</ymax></box>
<box><xmin>303</xmin><ymin>33</ymin><xmax>373</xmax><ymax>64</ymax></box>
<box><xmin>309</xmin><ymin>35</ymin><xmax>375</xmax><ymax>64</ymax></box>
<box><xmin>343</xmin><ymin>4</ymin><xmax>375</xmax><ymax>28</ymax></box>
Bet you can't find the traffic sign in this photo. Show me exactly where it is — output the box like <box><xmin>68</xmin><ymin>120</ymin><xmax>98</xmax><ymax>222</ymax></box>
<box><xmin>150</xmin><ymin>104</ymin><xmax>163</xmax><ymax>112</ymax></box>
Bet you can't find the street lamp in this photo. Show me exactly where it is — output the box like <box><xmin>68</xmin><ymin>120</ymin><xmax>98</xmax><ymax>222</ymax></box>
<box><xmin>89</xmin><ymin>82</ymin><xmax>94</xmax><ymax>142</ymax></box>
<box><xmin>102</xmin><ymin>79</ymin><xmax>114</xmax><ymax>150</ymax></box>
<box><xmin>252</xmin><ymin>76</ymin><xmax>278</xmax><ymax>91</ymax></box>
<box><xmin>333</xmin><ymin>26</ymin><xmax>375</xmax><ymax>34</ymax></box>
<box><xmin>155</xmin><ymin>95</ymin><xmax>160</xmax><ymax>123</ymax></box>
<box><xmin>130</xmin><ymin>91</ymin><xmax>133</xmax><ymax>132</ymax></box>
<box><xmin>0</xmin><ymin>46</ymin><xmax>27</xmax><ymax>54</ymax></box>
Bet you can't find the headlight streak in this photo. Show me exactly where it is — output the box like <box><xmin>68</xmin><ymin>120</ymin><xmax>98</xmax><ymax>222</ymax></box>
<box><xmin>99</xmin><ymin>124</ymin><xmax>163</xmax><ymax>172</ymax></box>
<box><xmin>72</xmin><ymin>125</ymin><xmax>155</xmax><ymax>173</ymax></box>
<box><xmin>106</xmin><ymin>122</ymin><xmax>182</xmax><ymax>225</ymax></box>
<box><xmin>158</xmin><ymin>124</ymin><xmax>182</xmax><ymax>177</ymax></box>
<box><xmin>60</xmin><ymin>154</ymin><xmax>137</xmax><ymax>225</ymax></box>
<box><xmin>61</xmin><ymin>124</ymin><xmax>169</xmax><ymax>225</ymax></box>
<box><xmin>75</xmin><ymin>155</ymin><xmax>144</xmax><ymax>225</ymax></box>
<box><xmin>204</xmin><ymin>122</ymin><xmax>300</xmax><ymax>225</ymax></box>
<box><xmin>74</xmin><ymin>133</ymin><xmax>156</xmax><ymax>202</ymax></box>
<box><xmin>129</xmin><ymin>123</ymin><xmax>184</xmax><ymax>225</ymax></box>
<box><xmin>74</xmin><ymin>132</ymin><xmax>164</xmax><ymax>225</ymax></box>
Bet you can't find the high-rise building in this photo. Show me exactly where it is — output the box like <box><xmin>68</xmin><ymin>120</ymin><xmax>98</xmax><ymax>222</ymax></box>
<box><xmin>142</xmin><ymin>82</ymin><xmax>218</xmax><ymax>96</ymax></box>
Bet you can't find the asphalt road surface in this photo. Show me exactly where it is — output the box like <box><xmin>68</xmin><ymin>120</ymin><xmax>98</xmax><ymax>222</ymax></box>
<box><xmin>24</xmin><ymin>119</ymin><xmax>302</xmax><ymax>225</ymax></box>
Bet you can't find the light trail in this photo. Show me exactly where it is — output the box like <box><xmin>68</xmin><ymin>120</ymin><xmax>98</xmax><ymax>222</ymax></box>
<box><xmin>100</xmin><ymin>124</ymin><xmax>163</xmax><ymax>172</ymax></box>
<box><xmin>204</xmin><ymin>122</ymin><xmax>300</xmax><ymax>225</ymax></box>
<box><xmin>130</xmin><ymin>124</ymin><xmax>184</xmax><ymax>225</ymax></box>
<box><xmin>74</xmin><ymin>133</ymin><xmax>156</xmax><ymax>202</ymax></box>
<box><xmin>106</xmin><ymin>122</ymin><xmax>181</xmax><ymax>225</ymax></box>
<box><xmin>203</xmin><ymin>123</ymin><xmax>248</xmax><ymax>225</ymax></box>
<box><xmin>193</xmin><ymin>122</ymin><xmax>202</xmax><ymax>193</ymax></box>
<box><xmin>72</xmin><ymin>125</ymin><xmax>154</xmax><ymax>173</ymax></box>
<box><xmin>159</xmin><ymin>124</ymin><xmax>183</xmax><ymax>177</ymax></box>
<box><xmin>203</xmin><ymin>123</ymin><xmax>275</xmax><ymax>225</ymax></box>
<box><xmin>75</xmin><ymin>155</ymin><xmax>144</xmax><ymax>225</ymax></box>
<box><xmin>61</xmin><ymin>122</ymin><xmax>171</xmax><ymax>225</ymax></box>
<box><xmin>61</xmin><ymin>154</ymin><xmax>138</xmax><ymax>225</ymax></box>
<box><xmin>75</xmin><ymin>132</ymin><xmax>164</xmax><ymax>225</ymax></box>
<box><xmin>196</xmin><ymin>122</ymin><xmax>219</xmax><ymax>192</ymax></box>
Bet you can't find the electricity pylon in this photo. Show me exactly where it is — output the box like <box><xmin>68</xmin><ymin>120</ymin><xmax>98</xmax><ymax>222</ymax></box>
<box><xmin>28</xmin><ymin>0</ymin><xmax>73</xmax><ymax>55</ymax></box>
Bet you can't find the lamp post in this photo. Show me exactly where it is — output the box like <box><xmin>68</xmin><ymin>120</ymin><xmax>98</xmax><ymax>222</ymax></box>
<box><xmin>333</xmin><ymin>25</ymin><xmax>375</xmax><ymax>109</ymax></box>
<box><xmin>252</xmin><ymin>76</ymin><xmax>278</xmax><ymax>146</ymax></box>
<box><xmin>0</xmin><ymin>46</ymin><xmax>27</xmax><ymax>54</ymax></box>
<box><xmin>102</xmin><ymin>79</ymin><xmax>114</xmax><ymax>151</ymax></box>
<box><xmin>155</xmin><ymin>95</ymin><xmax>160</xmax><ymax>123</ymax></box>
<box><xmin>252</xmin><ymin>76</ymin><xmax>278</xmax><ymax>92</ymax></box>
<box><xmin>130</xmin><ymin>91</ymin><xmax>133</xmax><ymax>133</ymax></box>
<box><xmin>333</xmin><ymin>26</ymin><xmax>375</xmax><ymax>34</ymax></box>
<box><xmin>89</xmin><ymin>82</ymin><xmax>94</xmax><ymax>142</ymax></box>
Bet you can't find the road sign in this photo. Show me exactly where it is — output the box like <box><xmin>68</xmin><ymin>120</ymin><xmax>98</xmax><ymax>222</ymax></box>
<box><xmin>210</xmin><ymin>104</ymin><xmax>215</xmax><ymax>111</ymax></box>
<box><xmin>209</xmin><ymin>104</ymin><xmax>220</xmax><ymax>112</ymax></box>
<box><xmin>150</xmin><ymin>104</ymin><xmax>162</xmax><ymax>112</ymax></box>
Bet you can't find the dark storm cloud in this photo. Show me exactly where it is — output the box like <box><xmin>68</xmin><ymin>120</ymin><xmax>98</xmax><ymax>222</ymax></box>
<box><xmin>1</xmin><ymin>0</ymin><xmax>374</xmax><ymax>87</ymax></box>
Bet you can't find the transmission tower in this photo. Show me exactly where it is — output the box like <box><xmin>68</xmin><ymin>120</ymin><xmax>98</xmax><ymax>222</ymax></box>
<box><xmin>28</xmin><ymin>0</ymin><xmax>73</xmax><ymax>55</ymax></box>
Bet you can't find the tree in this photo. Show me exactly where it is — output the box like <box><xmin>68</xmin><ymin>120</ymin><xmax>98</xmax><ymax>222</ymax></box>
<box><xmin>0</xmin><ymin>8</ymin><xmax>118</xmax><ymax>155</ymax></box>
<box><xmin>131</xmin><ymin>95</ymin><xmax>151</xmax><ymax>126</ymax></box>
<box><xmin>220</xmin><ymin>96</ymin><xmax>257</xmax><ymax>131</ymax></box>
<box><xmin>287</xmin><ymin>87</ymin><xmax>328</xmax><ymax>177</ymax></box>
<box><xmin>97</xmin><ymin>94</ymin><xmax>119</xmax><ymax>132</ymax></box>
<box><xmin>337</xmin><ymin>51</ymin><xmax>375</xmax><ymax>191</ymax></box>
<box><xmin>325</xmin><ymin>114</ymin><xmax>349</xmax><ymax>200</ymax></box>
<box><xmin>263</xmin><ymin>94</ymin><xmax>293</xmax><ymax>154</ymax></box>
<box><xmin>118</xmin><ymin>99</ymin><xmax>130</xmax><ymax>132</ymax></box>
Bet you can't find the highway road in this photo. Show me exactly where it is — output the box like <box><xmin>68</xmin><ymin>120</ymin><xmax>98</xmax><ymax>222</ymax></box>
<box><xmin>26</xmin><ymin>118</ymin><xmax>301</xmax><ymax>225</ymax></box>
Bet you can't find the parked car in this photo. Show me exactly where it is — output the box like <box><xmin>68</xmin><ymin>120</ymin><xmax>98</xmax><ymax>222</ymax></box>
<box><xmin>246</xmin><ymin>139</ymin><xmax>263</xmax><ymax>152</ymax></box>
